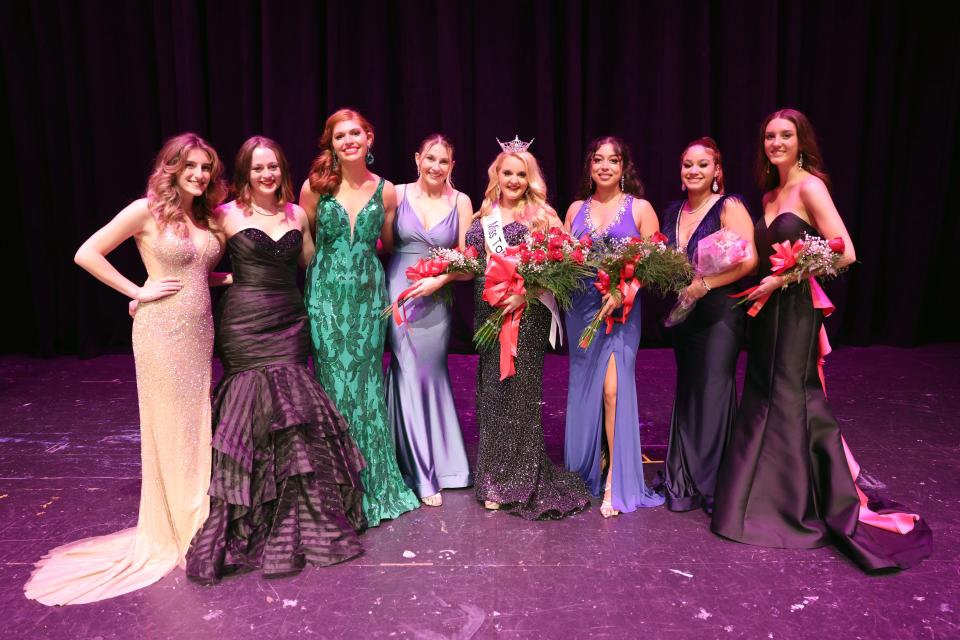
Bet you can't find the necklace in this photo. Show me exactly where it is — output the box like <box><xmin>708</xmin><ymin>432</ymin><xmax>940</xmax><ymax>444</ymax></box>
<box><xmin>250</xmin><ymin>202</ymin><xmax>281</xmax><ymax>217</ymax></box>
<box><xmin>584</xmin><ymin>194</ymin><xmax>627</xmax><ymax>237</ymax></box>
<box><xmin>676</xmin><ymin>195</ymin><xmax>719</xmax><ymax>252</ymax></box>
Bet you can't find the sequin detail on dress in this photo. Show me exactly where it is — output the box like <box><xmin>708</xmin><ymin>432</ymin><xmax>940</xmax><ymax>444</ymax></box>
<box><xmin>466</xmin><ymin>219</ymin><xmax>591</xmax><ymax>520</ymax></box>
<box><xmin>25</xmin><ymin>226</ymin><xmax>220</xmax><ymax>605</ymax></box>
<box><xmin>305</xmin><ymin>180</ymin><xmax>420</xmax><ymax>526</ymax></box>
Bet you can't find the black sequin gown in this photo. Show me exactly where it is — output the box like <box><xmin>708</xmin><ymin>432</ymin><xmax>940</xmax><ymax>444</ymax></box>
<box><xmin>711</xmin><ymin>213</ymin><xmax>931</xmax><ymax>572</ymax></box>
<box><xmin>186</xmin><ymin>228</ymin><xmax>366</xmax><ymax>583</ymax></box>
<box><xmin>466</xmin><ymin>220</ymin><xmax>591</xmax><ymax>520</ymax></box>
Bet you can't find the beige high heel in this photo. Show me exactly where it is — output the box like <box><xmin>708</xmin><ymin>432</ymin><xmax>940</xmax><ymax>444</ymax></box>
<box><xmin>600</xmin><ymin>478</ymin><xmax>620</xmax><ymax>518</ymax></box>
<box><xmin>421</xmin><ymin>493</ymin><xmax>442</xmax><ymax>507</ymax></box>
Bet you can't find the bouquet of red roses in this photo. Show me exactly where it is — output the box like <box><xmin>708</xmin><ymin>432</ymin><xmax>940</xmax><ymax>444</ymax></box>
<box><xmin>380</xmin><ymin>245</ymin><xmax>483</xmax><ymax>325</ymax></box>
<box><xmin>578</xmin><ymin>231</ymin><xmax>694</xmax><ymax>348</ymax></box>
<box><xmin>732</xmin><ymin>232</ymin><xmax>846</xmax><ymax>316</ymax></box>
<box><xmin>474</xmin><ymin>227</ymin><xmax>593</xmax><ymax>379</ymax></box>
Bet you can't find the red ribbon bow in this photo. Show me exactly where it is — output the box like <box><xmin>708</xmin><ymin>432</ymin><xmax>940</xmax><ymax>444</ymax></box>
<box><xmin>390</xmin><ymin>257</ymin><xmax>450</xmax><ymax>326</ymax></box>
<box><xmin>730</xmin><ymin>240</ymin><xmax>805</xmax><ymax>318</ymax></box>
<box><xmin>481</xmin><ymin>254</ymin><xmax>527</xmax><ymax>380</ymax></box>
<box><xmin>615</xmin><ymin>260</ymin><xmax>642</xmax><ymax>327</ymax></box>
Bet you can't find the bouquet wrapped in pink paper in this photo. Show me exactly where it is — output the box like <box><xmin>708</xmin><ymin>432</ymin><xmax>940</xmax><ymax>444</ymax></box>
<box><xmin>664</xmin><ymin>227</ymin><xmax>753</xmax><ymax>327</ymax></box>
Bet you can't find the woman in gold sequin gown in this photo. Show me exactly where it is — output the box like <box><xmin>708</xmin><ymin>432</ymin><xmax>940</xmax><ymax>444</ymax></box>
<box><xmin>24</xmin><ymin>134</ymin><xmax>229</xmax><ymax>606</ymax></box>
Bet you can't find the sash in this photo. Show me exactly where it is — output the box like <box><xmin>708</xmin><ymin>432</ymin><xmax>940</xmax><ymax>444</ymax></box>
<box><xmin>481</xmin><ymin>206</ymin><xmax>509</xmax><ymax>256</ymax></box>
<box><xmin>482</xmin><ymin>207</ymin><xmax>563</xmax><ymax>349</ymax></box>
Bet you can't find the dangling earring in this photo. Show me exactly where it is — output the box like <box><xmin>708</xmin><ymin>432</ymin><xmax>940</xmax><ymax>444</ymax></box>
<box><xmin>711</xmin><ymin>177</ymin><xmax>719</xmax><ymax>193</ymax></box>
<box><xmin>798</xmin><ymin>152</ymin><xmax>804</xmax><ymax>170</ymax></box>
<box><xmin>495</xmin><ymin>185</ymin><xmax>501</xmax><ymax>199</ymax></box>
<box><xmin>681</xmin><ymin>182</ymin><xmax>687</xmax><ymax>192</ymax></box>
<box><xmin>417</xmin><ymin>167</ymin><xmax>421</xmax><ymax>180</ymax></box>
<box><xmin>366</xmin><ymin>149</ymin><xmax>375</xmax><ymax>165</ymax></box>
<box><xmin>765</xmin><ymin>162</ymin><xmax>771</xmax><ymax>174</ymax></box>
<box><xmin>332</xmin><ymin>154</ymin><xmax>339</xmax><ymax>171</ymax></box>
<box><xmin>620</xmin><ymin>175</ymin><xmax>625</xmax><ymax>192</ymax></box>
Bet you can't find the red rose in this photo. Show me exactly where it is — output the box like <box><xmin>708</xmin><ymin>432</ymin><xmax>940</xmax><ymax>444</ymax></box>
<box><xmin>548</xmin><ymin>248</ymin><xmax>564</xmax><ymax>262</ymax></box>
<box><xmin>520</xmin><ymin>249</ymin><xmax>533</xmax><ymax>263</ymax></box>
<box><xmin>464</xmin><ymin>245</ymin><xmax>479</xmax><ymax>259</ymax></box>
<box><xmin>571</xmin><ymin>248</ymin><xmax>585</xmax><ymax>264</ymax></box>
<box><xmin>532</xmin><ymin>249</ymin><xmax>547</xmax><ymax>264</ymax></box>
<box><xmin>505</xmin><ymin>245</ymin><xmax>523</xmax><ymax>256</ymax></box>
<box><xmin>828</xmin><ymin>237</ymin><xmax>845</xmax><ymax>254</ymax></box>
<box><xmin>548</xmin><ymin>236</ymin><xmax>563</xmax><ymax>250</ymax></box>
<box><xmin>630</xmin><ymin>237</ymin><xmax>643</xmax><ymax>244</ymax></box>
<box><xmin>580</xmin><ymin>235</ymin><xmax>593</xmax><ymax>249</ymax></box>
<box><xmin>532</xmin><ymin>231</ymin><xmax>546</xmax><ymax>244</ymax></box>
<box><xmin>548</xmin><ymin>227</ymin><xmax>563</xmax><ymax>236</ymax></box>
<box><xmin>650</xmin><ymin>231</ymin><xmax>669</xmax><ymax>245</ymax></box>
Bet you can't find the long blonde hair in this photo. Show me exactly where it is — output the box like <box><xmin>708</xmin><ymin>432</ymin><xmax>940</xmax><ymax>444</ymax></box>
<box><xmin>145</xmin><ymin>133</ymin><xmax>225</xmax><ymax>231</ymax></box>
<box><xmin>478</xmin><ymin>151</ymin><xmax>554</xmax><ymax>232</ymax></box>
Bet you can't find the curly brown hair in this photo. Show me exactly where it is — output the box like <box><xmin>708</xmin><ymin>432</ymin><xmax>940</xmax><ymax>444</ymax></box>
<box><xmin>145</xmin><ymin>133</ymin><xmax>226</xmax><ymax>231</ymax></box>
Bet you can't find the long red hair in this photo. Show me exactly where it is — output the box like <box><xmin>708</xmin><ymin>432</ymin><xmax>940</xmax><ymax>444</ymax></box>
<box><xmin>307</xmin><ymin>108</ymin><xmax>375</xmax><ymax>195</ymax></box>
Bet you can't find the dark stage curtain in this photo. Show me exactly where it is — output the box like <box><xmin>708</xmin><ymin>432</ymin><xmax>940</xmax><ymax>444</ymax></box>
<box><xmin>1</xmin><ymin>0</ymin><xmax>957</xmax><ymax>355</ymax></box>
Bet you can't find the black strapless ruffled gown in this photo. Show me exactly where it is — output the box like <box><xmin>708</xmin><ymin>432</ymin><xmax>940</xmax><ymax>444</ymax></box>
<box><xmin>711</xmin><ymin>213</ymin><xmax>931</xmax><ymax>572</ymax></box>
<box><xmin>186</xmin><ymin>228</ymin><xmax>366</xmax><ymax>583</ymax></box>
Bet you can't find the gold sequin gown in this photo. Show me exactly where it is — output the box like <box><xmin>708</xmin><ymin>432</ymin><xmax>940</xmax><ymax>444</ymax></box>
<box><xmin>24</xmin><ymin>226</ymin><xmax>220</xmax><ymax>605</ymax></box>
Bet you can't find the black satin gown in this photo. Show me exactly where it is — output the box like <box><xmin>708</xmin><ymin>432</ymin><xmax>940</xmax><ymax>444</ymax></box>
<box><xmin>662</xmin><ymin>196</ymin><xmax>745</xmax><ymax>513</ymax></box>
<box><xmin>186</xmin><ymin>228</ymin><xmax>367</xmax><ymax>583</ymax></box>
<box><xmin>711</xmin><ymin>213</ymin><xmax>931</xmax><ymax>572</ymax></box>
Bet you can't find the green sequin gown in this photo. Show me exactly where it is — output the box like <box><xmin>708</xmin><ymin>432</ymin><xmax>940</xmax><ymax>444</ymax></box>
<box><xmin>305</xmin><ymin>178</ymin><xmax>420</xmax><ymax>527</ymax></box>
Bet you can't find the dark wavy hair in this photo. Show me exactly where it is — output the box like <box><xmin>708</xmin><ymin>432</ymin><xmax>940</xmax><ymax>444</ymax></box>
<box><xmin>681</xmin><ymin>136</ymin><xmax>725</xmax><ymax>193</ymax></box>
<box><xmin>232</xmin><ymin>136</ymin><xmax>295</xmax><ymax>208</ymax></box>
<box><xmin>575</xmin><ymin>136</ymin><xmax>644</xmax><ymax>200</ymax></box>
<box><xmin>755</xmin><ymin>108</ymin><xmax>831</xmax><ymax>192</ymax></box>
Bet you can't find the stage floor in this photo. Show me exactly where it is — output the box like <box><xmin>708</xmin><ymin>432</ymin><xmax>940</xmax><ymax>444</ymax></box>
<box><xmin>1</xmin><ymin>346</ymin><xmax>957</xmax><ymax>639</ymax></box>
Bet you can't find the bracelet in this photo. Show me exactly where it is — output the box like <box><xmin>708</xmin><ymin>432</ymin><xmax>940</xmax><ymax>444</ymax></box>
<box><xmin>699</xmin><ymin>276</ymin><xmax>712</xmax><ymax>293</ymax></box>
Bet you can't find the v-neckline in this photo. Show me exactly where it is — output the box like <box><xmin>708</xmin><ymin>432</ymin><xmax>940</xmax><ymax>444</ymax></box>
<box><xmin>405</xmin><ymin>189</ymin><xmax>456</xmax><ymax>235</ymax></box>
<box><xmin>332</xmin><ymin>179</ymin><xmax>382</xmax><ymax>241</ymax></box>
<box><xmin>174</xmin><ymin>224</ymin><xmax>211</xmax><ymax>261</ymax></box>
<box><xmin>675</xmin><ymin>196</ymin><xmax>721</xmax><ymax>251</ymax></box>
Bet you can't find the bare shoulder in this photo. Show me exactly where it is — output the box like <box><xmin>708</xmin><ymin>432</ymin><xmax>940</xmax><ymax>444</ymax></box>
<box><xmin>720</xmin><ymin>194</ymin><xmax>749</xmax><ymax>214</ymax></box>
<box><xmin>633</xmin><ymin>197</ymin><xmax>656</xmax><ymax>216</ymax></box>
<box><xmin>118</xmin><ymin>197</ymin><xmax>155</xmax><ymax>230</ymax></box>
<box><xmin>565</xmin><ymin>200</ymin><xmax>584</xmax><ymax>219</ymax></box>
<box><xmin>798</xmin><ymin>174</ymin><xmax>829</xmax><ymax>199</ymax></box>
<box><xmin>289</xmin><ymin>202</ymin><xmax>308</xmax><ymax>222</ymax></box>
<box><xmin>299</xmin><ymin>178</ymin><xmax>314</xmax><ymax>200</ymax></box>
<box><xmin>381</xmin><ymin>179</ymin><xmax>398</xmax><ymax>210</ymax></box>
<box><xmin>455</xmin><ymin>190</ymin><xmax>473</xmax><ymax>211</ymax></box>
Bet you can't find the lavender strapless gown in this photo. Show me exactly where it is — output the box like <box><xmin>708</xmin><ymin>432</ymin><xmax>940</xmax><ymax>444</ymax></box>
<box><xmin>563</xmin><ymin>196</ymin><xmax>664</xmax><ymax>512</ymax></box>
<box><xmin>384</xmin><ymin>192</ymin><xmax>472</xmax><ymax>498</ymax></box>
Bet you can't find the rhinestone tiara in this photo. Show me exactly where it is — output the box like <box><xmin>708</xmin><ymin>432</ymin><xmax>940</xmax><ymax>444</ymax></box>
<box><xmin>497</xmin><ymin>134</ymin><xmax>534</xmax><ymax>154</ymax></box>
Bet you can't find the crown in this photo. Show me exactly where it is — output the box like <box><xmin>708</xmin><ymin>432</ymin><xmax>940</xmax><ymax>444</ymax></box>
<box><xmin>497</xmin><ymin>134</ymin><xmax>534</xmax><ymax>154</ymax></box>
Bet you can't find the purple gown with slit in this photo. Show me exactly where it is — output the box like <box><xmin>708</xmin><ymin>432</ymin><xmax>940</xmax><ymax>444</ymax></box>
<box><xmin>563</xmin><ymin>196</ymin><xmax>665</xmax><ymax>512</ymax></box>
